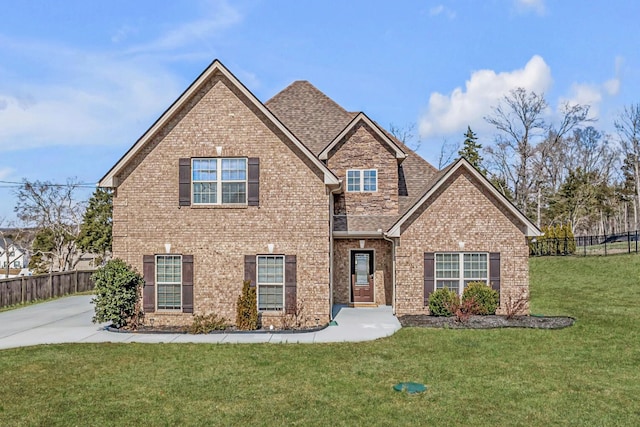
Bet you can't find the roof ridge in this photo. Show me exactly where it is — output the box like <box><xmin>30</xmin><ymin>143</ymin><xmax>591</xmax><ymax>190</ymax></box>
<box><xmin>266</xmin><ymin>80</ymin><xmax>350</xmax><ymax>115</ymax></box>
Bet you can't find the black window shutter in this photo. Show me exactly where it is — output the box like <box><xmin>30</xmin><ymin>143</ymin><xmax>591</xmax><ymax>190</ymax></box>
<box><xmin>489</xmin><ymin>253</ymin><xmax>501</xmax><ymax>297</ymax></box>
<box><xmin>143</xmin><ymin>255</ymin><xmax>155</xmax><ymax>312</ymax></box>
<box><xmin>424</xmin><ymin>252</ymin><xmax>435</xmax><ymax>306</ymax></box>
<box><xmin>182</xmin><ymin>255</ymin><xmax>194</xmax><ymax>313</ymax></box>
<box><xmin>248</xmin><ymin>157</ymin><xmax>260</xmax><ymax>206</ymax></box>
<box><xmin>179</xmin><ymin>158</ymin><xmax>191</xmax><ymax>206</ymax></box>
<box><xmin>244</xmin><ymin>255</ymin><xmax>256</xmax><ymax>287</ymax></box>
<box><xmin>285</xmin><ymin>255</ymin><xmax>297</xmax><ymax>314</ymax></box>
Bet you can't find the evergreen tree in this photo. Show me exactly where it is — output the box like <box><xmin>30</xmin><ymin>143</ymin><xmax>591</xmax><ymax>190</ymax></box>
<box><xmin>77</xmin><ymin>188</ymin><xmax>113</xmax><ymax>264</ymax></box>
<box><xmin>459</xmin><ymin>126</ymin><xmax>486</xmax><ymax>174</ymax></box>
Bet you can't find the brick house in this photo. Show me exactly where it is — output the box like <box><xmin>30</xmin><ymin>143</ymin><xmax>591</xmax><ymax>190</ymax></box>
<box><xmin>99</xmin><ymin>60</ymin><xmax>541</xmax><ymax>328</ymax></box>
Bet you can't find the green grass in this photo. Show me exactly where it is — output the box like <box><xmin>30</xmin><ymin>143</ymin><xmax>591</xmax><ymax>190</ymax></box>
<box><xmin>1</xmin><ymin>255</ymin><xmax>639</xmax><ymax>426</ymax></box>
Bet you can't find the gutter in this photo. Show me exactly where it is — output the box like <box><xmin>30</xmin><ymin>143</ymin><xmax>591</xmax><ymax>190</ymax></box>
<box><xmin>382</xmin><ymin>232</ymin><xmax>397</xmax><ymax>315</ymax></box>
<box><xmin>328</xmin><ymin>180</ymin><xmax>343</xmax><ymax>320</ymax></box>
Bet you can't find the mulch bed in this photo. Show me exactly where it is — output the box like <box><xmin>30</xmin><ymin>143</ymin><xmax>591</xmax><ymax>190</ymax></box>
<box><xmin>399</xmin><ymin>314</ymin><xmax>575</xmax><ymax>329</ymax></box>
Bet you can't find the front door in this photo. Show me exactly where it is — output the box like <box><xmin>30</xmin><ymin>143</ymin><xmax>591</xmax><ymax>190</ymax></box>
<box><xmin>351</xmin><ymin>250</ymin><xmax>374</xmax><ymax>303</ymax></box>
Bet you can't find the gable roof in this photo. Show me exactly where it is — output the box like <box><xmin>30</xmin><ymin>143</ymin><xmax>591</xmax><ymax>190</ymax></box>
<box><xmin>387</xmin><ymin>157</ymin><xmax>542</xmax><ymax>237</ymax></box>
<box><xmin>265</xmin><ymin>81</ymin><xmax>355</xmax><ymax>156</ymax></box>
<box><xmin>318</xmin><ymin>112</ymin><xmax>407</xmax><ymax>161</ymax></box>
<box><xmin>99</xmin><ymin>61</ymin><xmax>339</xmax><ymax>188</ymax></box>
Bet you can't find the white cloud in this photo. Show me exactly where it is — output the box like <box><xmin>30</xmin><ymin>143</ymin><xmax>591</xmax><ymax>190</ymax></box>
<box><xmin>429</xmin><ymin>5</ymin><xmax>456</xmax><ymax>19</ymax></box>
<box><xmin>419</xmin><ymin>55</ymin><xmax>553</xmax><ymax>138</ymax></box>
<box><xmin>0</xmin><ymin>0</ymin><xmax>244</xmax><ymax>152</ymax></box>
<box><xmin>126</xmin><ymin>0</ymin><xmax>242</xmax><ymax>54</ymax></box>
<box><xmin>515</xmin><ymin>0</ymin><xmax>546</xmax><ymax>15</ymax></box>
<box><xmin>0</xmin><ymin>167</ymin><xmax>13</xmax><ymax>180</ymax></box>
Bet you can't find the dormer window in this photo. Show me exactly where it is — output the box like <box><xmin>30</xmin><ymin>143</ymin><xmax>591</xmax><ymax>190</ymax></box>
<box><xmin>346</xmin><ymin>169</ymin><xmax>377</xmax><ymax>192</ymax></box>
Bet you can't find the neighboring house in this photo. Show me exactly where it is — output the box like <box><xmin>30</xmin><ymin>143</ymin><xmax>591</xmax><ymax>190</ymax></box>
<box><xmin>99</xmin><ymin>60</ymin><xmax>541</xmax><ymax>328</ymax></box>
<box><xmin>0</xmin><ymin>239</ymin><xmax>28</xmax><ymax>271</ymax></box>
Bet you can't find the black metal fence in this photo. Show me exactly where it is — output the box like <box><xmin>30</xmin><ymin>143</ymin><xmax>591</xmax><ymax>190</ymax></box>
<box><xmin>530</xmin><ymin>231</ymin><xmax>640</xmax><ymax>256</ymax></box>
<box><xmin>0</xmin><ymin>270</ymin><xmax>95</xmax><ymax>309</ymax></box>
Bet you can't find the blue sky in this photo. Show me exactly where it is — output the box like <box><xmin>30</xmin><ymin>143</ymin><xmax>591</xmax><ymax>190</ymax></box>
<box><xmin>0</xmin><ymin>0</ymin><xmax>638</xmax><ymax>220</ymax></box>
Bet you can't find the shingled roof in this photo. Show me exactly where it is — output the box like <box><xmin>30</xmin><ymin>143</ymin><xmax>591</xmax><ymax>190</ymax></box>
<box><xmin>266</xmin><ymin>81</ymin><xmax>355</xmax><ymax>155</ymax></box>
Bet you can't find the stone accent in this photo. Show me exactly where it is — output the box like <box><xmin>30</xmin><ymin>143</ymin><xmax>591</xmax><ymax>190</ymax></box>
<box><xmin>395</xmin><ymin>168</ymin><xmax>530</xmax><ymax>315</ymax></box>
<box><xmin>328</xmin><ymin>122</ymin><xmax>399</xmax><ymax>216</ymax></box>
<box><xmin>332</xmin><ymin>239</ymin><xmax>392</xmax><ymax>306</ymax></box>
<box><xmin>112</xmin><ymin>73</ymin><xmax>331</xmax><ymax>328</ymax></box>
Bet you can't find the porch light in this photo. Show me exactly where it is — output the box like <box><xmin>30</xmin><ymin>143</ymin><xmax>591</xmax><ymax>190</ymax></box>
<box><xmin>216</xmin><ymin>146</ymin><xmax>223</xmax><ymax>156</ymax></box>
<box><xmin>267</xmin><ymin>243</ymin><xmax>275</xmax><ymax>254</ymax></box>
<box><xmin>359</xmin><ymin>240</ymin><xmax>366</xmax><ymax>249</ymax></box>
<box><xmin>164</xmin><ymin>243</ymin><xmax>172</xmax><ymax>253</ymax></box>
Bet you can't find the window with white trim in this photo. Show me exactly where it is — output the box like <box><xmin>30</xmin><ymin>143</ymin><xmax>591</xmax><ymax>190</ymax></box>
<box><xmin>346</xmin><ymin>169</ymin><xmax>377</xmax><ymax>192</ymax></box>
<box><xmin>435</xmin><ymin>253</ymin><xmax>488</xmax><ymax>296</ymax></box>
<box><xmin>192</xmin><ymin>158</ymin><xmax>247</xmax><ymax>205</ymax></box>
<box><xmin>257</xmin><ymin>255</ymin><xmax>284</xmax><ymax>311</ymax></box>
<box><xmin>156</xmin><ymin>255</ymin><xmax>182</xmax><ymax>310</ymax></box>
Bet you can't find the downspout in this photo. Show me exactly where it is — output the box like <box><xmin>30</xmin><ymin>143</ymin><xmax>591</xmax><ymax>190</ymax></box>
<box><xmin>382</xmin><ymin>232</ymin><xmax>397</xmax><ymax>315</ymax></box>
<box><xmin>328</xmin><ymin>181</ymin><xmax>343</xmax><ymax>320</ymax></box>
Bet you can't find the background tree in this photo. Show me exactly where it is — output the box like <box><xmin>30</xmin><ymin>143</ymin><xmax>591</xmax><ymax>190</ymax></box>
<box><xmin>389</xmin><ymin>122</ymin><xmax>421</xmax><ymax>151</ymax></box>
<box><xmin>458</xmin><ymin>126</ymin><xmax>486</xmax><ymax>174</ymax></box>
<box><xmin>615</xmin><ymin>104</ymin><xmax>640</xmax><ymax>230</ymax></box>
<box><xmin>14</xmin><ymin>178</ymin><xmax>86</xmax><ymax>271</ymax></box>
<box><xmin>77</xmin><ymin>188</ymin><xmax>113</xmax><ymax>264</ymax></box>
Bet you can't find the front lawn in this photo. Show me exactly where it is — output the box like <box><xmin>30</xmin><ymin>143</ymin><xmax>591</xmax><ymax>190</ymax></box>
<box><xmin>0</xmin><ymin>255</ymin><xmax>639</xmax><ymax>426</ymax></box>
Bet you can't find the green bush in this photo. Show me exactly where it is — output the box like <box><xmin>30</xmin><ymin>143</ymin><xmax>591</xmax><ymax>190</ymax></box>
<box><xmin>187</xmin><ymin>313</ymin><xmax>228</xmax><ymax>334</ymax></box>
<box><xmin>91</xmin><ymin>259</ymin><xmax>144</xmax><ymax>328</ymax></box>
<box><xmin>462</xmin><ymin>282</ymin><xmax>499</xmax><ymax>315</ymax></box>
<box><xmin>236</xmin><ymin>280</ymin><xmax>259</xmax><ymax>330</ymax></box>
<box><xmin>428</xmin><ymin>288</ymin><xmax>459</xmax><ymax>317</ymax></box>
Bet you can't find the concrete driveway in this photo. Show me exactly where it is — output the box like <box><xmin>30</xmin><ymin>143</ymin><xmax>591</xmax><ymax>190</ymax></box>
<box><xmin>0</xmin><ymin>295</ymin><xmax>401</xmax><ymax>350</ymax></box>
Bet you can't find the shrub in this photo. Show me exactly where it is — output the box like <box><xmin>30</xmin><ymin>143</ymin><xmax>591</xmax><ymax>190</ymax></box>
<box><xmin>504</xmin><ymin>288</ymin><xmax>529</xmax><ymax>319</ymax></box>
<box><xmin>91</xmin><ymin>258</ymin><xmax>144</xmax><ymax>328</ymax></box>
<box><xmin>428</xmin><ymin>288</ymin><xmax>459</xmax><ymax>317</ymax></box>
<box><xmin>236</xmin><ymin>280</ymin><xmax>259</xmax><ymax>330</ymax></box>
<box><xmin>187</xmin><ymin>313</ymin><xmax>228</xmax><ymax>334</ymax></box>
<box><xmin>462</xmin><ymin>281</ymin><xmax>499</xmax><ymax>315</ymax></box>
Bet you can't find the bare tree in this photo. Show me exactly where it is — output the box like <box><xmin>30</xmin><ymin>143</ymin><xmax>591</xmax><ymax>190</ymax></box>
<box><xmin>484</xmin><ymin>88</ymin><xmax>548</xmax><ymax>214</ymax></box>
<box><xmin>0</xmin><ymin>217</ymin><xmax>30</xmax><ymax>278</ymax></box>
<box><xmin>437</xmin><ymin>138</ymin><xmax>459</xmax><ymax>169</ymax></box>
<box><xmin>14</xmin><ymin>179</ymin><xmax>87</xmax><ymax>272</ymax></box>
<box><xmin>389</xmin><ymin>122</ymin><xmax>421</xmax><ymax>151</ymax></box>
<box><xmin>615</xmin><ymin>104</ymin><xmax>640</xmax><ymax>230</ymax></box>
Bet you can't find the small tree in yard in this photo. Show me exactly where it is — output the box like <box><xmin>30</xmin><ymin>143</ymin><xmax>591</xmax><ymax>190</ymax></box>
<box><xmin>236</xmin><ymin>280</ymin><xmax>259</xmax><ymax>330</ymax></box>
<box><xmin>92</xmin><ymin>259</ymin><xmax>144</xmax><ymax>329</ymax></box>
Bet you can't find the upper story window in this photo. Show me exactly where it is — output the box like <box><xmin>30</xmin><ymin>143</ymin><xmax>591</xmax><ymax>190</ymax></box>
<box><xmin>192</xmin><ymin>158</ymin><xmax>247</xmax><ymax>205</ymax></box>
<box><xmin>346</xmin><ymin>169</ymin><xmax>377</xmax><ymax>192</ymax></box>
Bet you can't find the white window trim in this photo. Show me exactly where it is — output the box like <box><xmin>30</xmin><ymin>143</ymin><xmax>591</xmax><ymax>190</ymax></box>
<box><xmin>156</xmin><ymin>254</ymin><xmax>182</xmax><ymax>311</ymax></box>
<box><xmin>346</xmin><ymin>169</ymin><xmax>378</xmax><ymax>193</ymax></box>
<box><xmin>192</xmin><ymin>157</ymin><xmax>248</xmax><ymax>205</ymax></box>
<box><xmin>256</xmin><ymin>254</ymin><xmax>285</xmax><ymax>312</ymax></box>
<box><xmin>435</xmin><ymin>252</ymin><xmax>489</xmax><ymax>296</ymax></box>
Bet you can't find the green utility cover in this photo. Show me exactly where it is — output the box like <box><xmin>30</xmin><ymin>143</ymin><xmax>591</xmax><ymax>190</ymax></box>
<box><xmin>393</xmin><ymin>382</ymin><xmax>427</xmax><ymax>394</ymax></box>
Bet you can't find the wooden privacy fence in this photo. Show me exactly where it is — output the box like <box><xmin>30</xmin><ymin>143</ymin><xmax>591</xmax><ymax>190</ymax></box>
<box><xmin>0</xmin><ymin>270</ymin><xmax>95</xmax><ymax>309</ymax></box>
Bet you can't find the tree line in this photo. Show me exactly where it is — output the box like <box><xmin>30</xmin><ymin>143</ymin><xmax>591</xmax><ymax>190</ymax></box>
<box><xmin>397</xmin><ymin>89</ymin><xmax>638</xmax><ymax>236</ymax></box>
<box><xmin>0</xmin><ymin>183</ymin><xmax>112</xmax><ymax>275</ymax></box>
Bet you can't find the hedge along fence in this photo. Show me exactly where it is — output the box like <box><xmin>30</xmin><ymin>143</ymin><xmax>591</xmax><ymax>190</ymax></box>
<box><xmin>530</xmin><ymin>230</ymin><xmax>640</xmax><ymax>257</ymax></box>
<box><xmin>0</xmin><ymin>270</ymin><xmax>96</xmax><ymax>309</ymax></box>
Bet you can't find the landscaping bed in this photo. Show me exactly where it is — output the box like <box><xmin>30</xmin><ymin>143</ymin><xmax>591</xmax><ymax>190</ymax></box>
<box><xmin>399</xmin><ymin>314</ymin><xmax>574</xmax><ymax>329</ymax></box>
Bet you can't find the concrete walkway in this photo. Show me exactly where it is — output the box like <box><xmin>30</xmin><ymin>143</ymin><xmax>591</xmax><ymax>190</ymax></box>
<box><xmin>0</xmin><ymin>295</ymin><xmax>401</xmax><ymax>350</ymax></box>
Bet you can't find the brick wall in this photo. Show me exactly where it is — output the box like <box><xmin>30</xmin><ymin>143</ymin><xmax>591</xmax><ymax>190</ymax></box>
<box><xmin>395</xmin><ymin>168</ymin><xmax>530</xmax><ymax>315</ymax></box>
<box><xmin>112</xmin><ymin>72</ymin><xmax>331</xmax><ymax>328</ymax></box>
<box><xmin>327</xmin><ymin>122</ymin><xmax>399</xmax><ymax>216</ymax></box>
<box><xmin>332</xmin><ymin>238</ymin><xmax>393</xmax><ymax>306</ymax></box>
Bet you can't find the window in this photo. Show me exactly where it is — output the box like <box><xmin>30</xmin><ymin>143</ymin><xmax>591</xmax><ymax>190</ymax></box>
<box><xmin>257</xmin><ymin>255</ymin><xmax>284</xmax><ymax>311</ymax></box>
<box><xmin>192</xmin><ymin>158</ymin><xmax>247</xmax><ymax>205</ymax></box>
<box><xmin>346</xmin><ymin>169</ymin><xmax>377</xmax><ymax>192</ymax></box>
<box><xmin>435</xmin><ymin>253</ymin><xmax>488</xmax><ymax>296</ymax></box>
<box><xmin>156</xmin><ymin>255</ymin><xmax>182</xmax><ymax>310</ymax></box>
